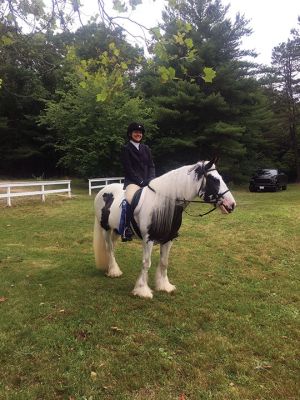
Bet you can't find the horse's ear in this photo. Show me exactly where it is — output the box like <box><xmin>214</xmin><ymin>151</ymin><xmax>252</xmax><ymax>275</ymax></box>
<box><xmin>187</xmin><ymin>163</ymin><xmax>200</xmax><ymax>175</ymax></box>
<box><xmin>188</xmin><ymin>162</ymin><xmax>206</xmax><ymax>179</ymax></box>
<box><xmin>205</xmin><ymin>156</ymin><xmax>218</xmax><ymax>171</ymax></box>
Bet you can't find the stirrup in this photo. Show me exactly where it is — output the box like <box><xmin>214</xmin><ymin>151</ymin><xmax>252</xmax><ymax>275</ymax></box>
<box><xmin>121</xmin><ymin>227</ymin><xmax>133</xmax><ymax>242</ymax></box>
<box><xmin>122</xmin><ymin>236</ymin><xmax>132</xmax><ymax>242</ymax></box>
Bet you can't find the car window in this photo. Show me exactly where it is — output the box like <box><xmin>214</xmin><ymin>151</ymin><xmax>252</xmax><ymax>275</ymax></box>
<box><xmin>256</xmin><ymin>169</ymin><xmax>277</xmax><ymax>176</ymax></box>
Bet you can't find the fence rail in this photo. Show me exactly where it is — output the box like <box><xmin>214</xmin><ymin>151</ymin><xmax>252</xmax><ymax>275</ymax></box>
<box><xmin>88</xmin><ymin>177</ymin><xmax>124</xmax><ymax>195</ymax></box>
<box><xmin>0</xmin><ymin>180</ymin><xmax>71</xmax><ymax>207</ymax></box>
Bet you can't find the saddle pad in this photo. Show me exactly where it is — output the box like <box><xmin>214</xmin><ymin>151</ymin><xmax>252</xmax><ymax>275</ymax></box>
<box><xmin>118</xmin><ymin>188</ymin><xmax>143</xmax><ymax>239</ymax></box>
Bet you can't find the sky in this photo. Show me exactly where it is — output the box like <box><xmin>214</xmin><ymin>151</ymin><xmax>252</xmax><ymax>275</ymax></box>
<box><xmin>227</xmin><ymin>0</ymin><xmax>299</xmax><ymax>64</ymax></box>
<box><xmin>95</xmin><ymin>0</ymin><xmax>300</xmax><ymax>65</ymax></box>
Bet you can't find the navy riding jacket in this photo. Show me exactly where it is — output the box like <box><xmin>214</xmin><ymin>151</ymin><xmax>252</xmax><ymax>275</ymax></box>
<box><xmin>120</xmin><ymin>142</ymin><xmax>155</xmax><ymax>189</ymax></box>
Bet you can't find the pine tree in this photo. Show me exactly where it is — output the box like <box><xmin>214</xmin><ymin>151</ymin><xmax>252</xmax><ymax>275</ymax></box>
<box><xmin>141</xmin><ymin>0</ymin><xmax>272</xmax><ymax>181</ymax></box>
<box><xmin>270</xmin><ymin>19</ymin><xmax>300</xmax><ymax>181</ymax></box>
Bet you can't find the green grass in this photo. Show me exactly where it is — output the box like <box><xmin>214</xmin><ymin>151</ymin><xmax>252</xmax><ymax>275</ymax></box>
<box><xmin>0</xmin><ymin>185</ymin><xmax>299</xmax><ymax>399</ymax></box>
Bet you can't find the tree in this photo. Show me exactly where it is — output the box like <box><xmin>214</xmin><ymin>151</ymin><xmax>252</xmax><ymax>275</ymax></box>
<box><xmin>269</xmin><ymin>19</ymin><xmax>300</xmax><ymax>181</ymax></box>
<box><xmin>39</xmin><ymin>24</ymin><xmax>156</xmax><ymax>177</ymax></box>
<box><xmin>138</xmin><ymin>0</ymin><xmax>271</xmax><ymax>181</ymax></box>
<box><xmin>0</xmin><ymin>0</ymin><xmax>153</xmax><ymax>36</ymax></box>
<box><xmin>0</xmin><ymin>25</ymin><xmax>72</xmax><ymax>177</ymax></box>
<box><xmin>0</xmin><ymin>17</ymin><xmax>147</xmax><ymax>177</ymax></box>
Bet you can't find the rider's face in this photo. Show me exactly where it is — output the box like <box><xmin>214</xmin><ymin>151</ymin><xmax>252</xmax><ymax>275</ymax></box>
<box><xmin>131</xmin><ymin>130</ymin><xmax>143</xmax><ymax>142</ymax></box>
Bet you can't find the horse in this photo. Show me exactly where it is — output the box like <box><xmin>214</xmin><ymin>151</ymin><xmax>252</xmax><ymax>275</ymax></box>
<box><xmin>93</xmin><ymin>159</ymin><xmax>236</xmax><ymax>299</ymax></box>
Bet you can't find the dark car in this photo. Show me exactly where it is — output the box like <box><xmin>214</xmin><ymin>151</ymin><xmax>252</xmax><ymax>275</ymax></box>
<box><xmin>249</xmin><ymin>169</ymin><xmax>288</xmax><ymax>192</ymax></box>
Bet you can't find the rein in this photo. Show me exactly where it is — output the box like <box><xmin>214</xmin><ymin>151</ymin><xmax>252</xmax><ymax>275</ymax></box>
<box><xmin>147</xmin><ymin>166</ymin><xmax>230</xmax><ymax>218</ymax></box>
<box><xmin>181</xmin><ymin>189</ymin><xmax>230</xmax><ymax>218</ymax></box>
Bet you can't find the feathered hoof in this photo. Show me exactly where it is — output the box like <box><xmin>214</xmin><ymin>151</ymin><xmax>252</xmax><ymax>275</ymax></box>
<box><xmin>106</xmin><ymin>267</ymin><xmax>123</xmax><ymax>278</ymax></box>
<box><xmin>132</xmin><ymin>285</ymin><xmax>153</xmax><ymax>299</ymax></box>
<box><xmin>156</xmin><ymin>283</ymin><xmax>176</xmax><ymax>293</ymax></box>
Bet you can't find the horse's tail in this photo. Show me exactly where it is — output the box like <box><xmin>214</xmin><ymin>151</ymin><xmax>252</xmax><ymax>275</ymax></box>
<box><xmin>93</xmin><ymin>216</ymin><xmax>109</xmax><ymax>271</ymax></box>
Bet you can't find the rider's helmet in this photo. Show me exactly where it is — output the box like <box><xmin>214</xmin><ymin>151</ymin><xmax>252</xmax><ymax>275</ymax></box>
<box><xmin>127</xmin><ymin>122</ymin><xmax>145</xmax><ymax>139</ymax></box>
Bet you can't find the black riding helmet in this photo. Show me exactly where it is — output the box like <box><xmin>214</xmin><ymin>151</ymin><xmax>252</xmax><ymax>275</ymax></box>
<box><xmin>127</xmin><ymin>122</ymin><xmax>145</xmax><ymax>139</ymax></box>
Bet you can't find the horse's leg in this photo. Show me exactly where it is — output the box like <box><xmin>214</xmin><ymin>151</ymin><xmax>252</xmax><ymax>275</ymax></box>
<box><xmin>155</xmin><ymin>241</ymin><xmax>176</xmax><ymax>293</ymax></box>
<box><xmin>104</xmin><ymin>230</ymin><xmax>123</xmax><ymax>278</ymax></box>
<box><xmin>132</xmin><ymin>240</ymin><xmax>154</xmax><ymax>299</ymax></box>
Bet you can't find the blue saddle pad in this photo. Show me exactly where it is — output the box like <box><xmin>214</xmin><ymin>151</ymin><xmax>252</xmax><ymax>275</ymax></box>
<box><xmin>118</xmin><ymin>199</ymin><xmax>127</xmax><ymax>235</ymax></box>
<box><xmin>118</xmin><ymin>189</ymin><xmax>143</xmax><ymax>238</ymax></box>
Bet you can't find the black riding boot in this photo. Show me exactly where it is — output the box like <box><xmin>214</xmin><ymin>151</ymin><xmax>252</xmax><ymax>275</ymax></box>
<box><xmin>122</xmin><ymin>200</ymin><xmax>133</xmax><ymax>242</ymax></box>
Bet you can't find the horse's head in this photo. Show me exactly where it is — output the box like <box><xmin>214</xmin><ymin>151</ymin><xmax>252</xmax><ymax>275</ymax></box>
<box><xmin>189</xmin><ymin>159</ymin><xmax>236</xmax><ymax>214</ymax></box>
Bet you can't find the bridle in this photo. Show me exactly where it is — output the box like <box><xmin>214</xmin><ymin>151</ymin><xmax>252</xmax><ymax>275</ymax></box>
<box><xmin>148</xmin><ymin>165</ymin><xmax>230</xmax><ymax>218</ymax></box>
<box><xmin>183</xmin><ymin>167</ymin><xmax>230</xmax><ymax>217</ymax></box>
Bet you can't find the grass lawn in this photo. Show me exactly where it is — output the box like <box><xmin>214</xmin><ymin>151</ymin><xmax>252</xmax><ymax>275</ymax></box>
<box><xmin>0</xmin><ymin>184</ymin><xmax>299</xmax><ymax>399</ymax></box>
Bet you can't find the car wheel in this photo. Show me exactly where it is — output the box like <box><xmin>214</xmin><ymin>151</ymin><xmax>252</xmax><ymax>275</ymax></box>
<box><xmin>282</xmin><ymin>185</ymin><xmax>287</xmax><ymax>190</ymax></box>
<box><xmin>249</xmin><ymin>185</ymin><xmax>256</xmax><ymax>192</ymax></box>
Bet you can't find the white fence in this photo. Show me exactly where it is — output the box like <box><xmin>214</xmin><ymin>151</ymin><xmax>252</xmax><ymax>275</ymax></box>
<box><xmin>88</xmin><ymin>177</ymin><xmax>124</xmax><ymax>195</ymax></box>
<box><xmin>0</xmin><ymin>180</ymin><xmax>71</xmax><ymax>207</ymax></box>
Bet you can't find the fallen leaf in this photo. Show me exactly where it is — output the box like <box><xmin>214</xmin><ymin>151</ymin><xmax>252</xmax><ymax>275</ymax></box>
<box><xmin>90</xmin><ymin>371</ymin><xmax>97</xmax><ymax>380</ymax></box>
<box><xmin>111</xmin><ymin>326</ymin><xmax>123</xmax><ymax>332</ymax></box>
<box><xmin>0</xmin><ymin>297</ymin><xmax>7</xmax><ymax>303</ymax></box>
<box><xmin>179</xmin><ymin>394</ymin><xmax>186</xmax><ymax>400</ymax></box>
<box><xmin>255</xmin><ymin>362</ymin><xmax>272</xmax><ymax>371</ymax></box>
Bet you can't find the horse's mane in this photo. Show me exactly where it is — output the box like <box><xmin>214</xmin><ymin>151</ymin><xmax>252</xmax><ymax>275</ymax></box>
<box><xmin>143</xmin><ymin>164</ymin><xmax>202</xmax><ymax>242</ymax></box>
<box><xmin>150</xmin><ymin>164</ymin><xmax>199</xmax><ymax>201</ymax></box>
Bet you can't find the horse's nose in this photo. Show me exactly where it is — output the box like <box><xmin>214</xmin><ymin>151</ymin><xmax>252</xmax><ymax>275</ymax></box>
<box><xmin>226</xmin><ymin>202</ymin><xmax>235</xmax><ymax>213</ymax></box>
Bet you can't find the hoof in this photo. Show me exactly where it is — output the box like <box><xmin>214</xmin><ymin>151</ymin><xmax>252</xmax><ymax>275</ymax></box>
<box><xmin>155</xmin><ymin>283</ymin><xmax>176</xmax><ymax>293</ymax></box>
<box><xmin>106</xmin><ymin>268</ymin><xmax>123</xmax><ymax>278</ymax></box>
<box><xmin>132</xmin><ymin>286</ymin><xmax>153</xmax><ymax>299</ymax></box>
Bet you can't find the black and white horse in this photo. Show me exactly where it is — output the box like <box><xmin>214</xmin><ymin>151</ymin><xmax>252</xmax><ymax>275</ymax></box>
<box><xmin>93</xmin><ymin>160</ymin><xmax>236</xmax><ymax>298</ymax></box>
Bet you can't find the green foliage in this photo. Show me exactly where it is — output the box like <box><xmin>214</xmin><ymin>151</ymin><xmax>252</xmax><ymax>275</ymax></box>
<box><xmin>39</xmin><ymin>69</ymin><xmax>155</xmax><ymax>177</ymax></box>
<box><xmin>0</xmin><ymin>21</ymin><xmax>146</xmax><ymax>177</ymax></box>
<box><xmin>268</xmin><ymin>23</ymin><xmax>300</xmax><ymax>181</ymax></box>
<box><xmin>113</xmin><ymin>0</ymin><xmax>128</xmax><ymax>13</ymax></box>
<box><xmin>37</xmin><ymin>23</ymin><xmax>156</xmax><ymax>177</ymax></box>
<box><xmin>138</xmin><ymin>0</ymin><xmax>273</xmax><ymax>181</ymax></box>
<box><xmin>158</xmin><ymin>66</ymin><xmax>176</xmax><ymax>83</ymax></box>
<box><xmin>0</xmin><ymin>24</ymin><xmax>70</xmax><ymax>177</ymax></box>
<box><xmin>0</xmin><ymin>0</ymin><xmax>297</xmax><ymax>182</ymax></box>
<box><xmin>202</xmin><ymin>66</ymin><xmax>216</xmax><ymax>83</ymax></box>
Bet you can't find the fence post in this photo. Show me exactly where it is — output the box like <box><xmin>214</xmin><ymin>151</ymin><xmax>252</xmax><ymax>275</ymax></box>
<box><xmin>7</xmin><ymin>186</ymin><xmax>11</xmax><ymax>207</ymax></box>
<box><xmin>41</xmin><ymin>184</ymin><xmax>46</xmax><ymax>202</ymax></box>
<box><xmin>89</xmin><ymin>180</ymin><xmax>91</xmax><ymax>196</ymax></box>
<box><xmin>68</xmin><ymin>181</ymin><xmax>71</xmax><ymax>198</ymax></box>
